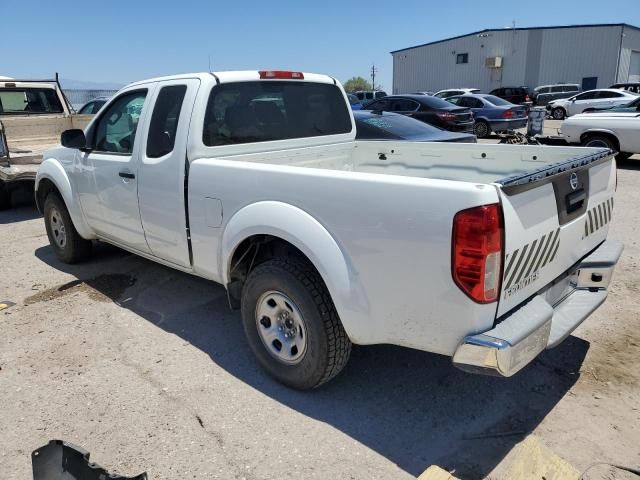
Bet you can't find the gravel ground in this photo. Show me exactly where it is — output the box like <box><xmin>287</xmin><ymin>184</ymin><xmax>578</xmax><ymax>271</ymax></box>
<box><xmin>0</xmin><ymin>145</ymin><xmax>639</xmax><ymax>479</ymax></box>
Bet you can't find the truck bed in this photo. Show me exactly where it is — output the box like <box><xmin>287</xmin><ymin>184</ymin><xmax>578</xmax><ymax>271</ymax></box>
<box><xmin>213</xmin><ymin>141</ymin><xmax>605</xmax><ymax>185</ymax></box>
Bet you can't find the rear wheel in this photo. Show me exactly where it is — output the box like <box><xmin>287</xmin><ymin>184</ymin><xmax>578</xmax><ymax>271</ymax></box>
<box><xmin>552</xmin><ymin>107</ymin><xmax>566</xmax><ymax>120</ymax></box>
<box><xmin>43</xmin><ymin>193</ymin><xmax>92</xmax><ymax>263</ymax></box>
<box><xmin>240</xmin><ymin>257</ymin><xmax>351</xmax><ymax>389</ymax></box>
<box><xmin>474</xmin><ymin>120</ymin><xmax>490</xmax><ymax>138</ymax></box>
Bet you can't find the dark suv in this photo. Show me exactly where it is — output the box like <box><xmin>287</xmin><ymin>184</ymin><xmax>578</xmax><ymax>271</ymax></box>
<box><xmin>489</xmin><ymin>86</ymin><xmax>531</xmax><ymax>105</ymax></box>
<box><xmin>364</xmin><ymin>94</ymin><xmax>474</xmax><ymax>132</ymax></box>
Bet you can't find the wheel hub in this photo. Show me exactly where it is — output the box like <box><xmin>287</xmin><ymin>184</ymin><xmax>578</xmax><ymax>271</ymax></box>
<box><xmin>49</xmin><ymin>207</ymin><xmax>67</xmax><ymax>249</ymax></box>
<box><xmin>256</xmin><ymin>291</ymin><xmax>307</xmax><ymax>364</ymax></box>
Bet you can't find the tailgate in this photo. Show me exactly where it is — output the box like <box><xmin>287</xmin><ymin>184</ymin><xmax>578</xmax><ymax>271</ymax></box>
<box><xmin>496</xmin><ymin>149</ymin><xmax>616</xmax><ymax>316</ymax></box>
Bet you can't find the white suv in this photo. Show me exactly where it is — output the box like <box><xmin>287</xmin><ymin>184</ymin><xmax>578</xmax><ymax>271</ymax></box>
<box><xmin>548</xmin><ymin>89</ymin><xmax>639</xmax><ymax>119</ymax></box>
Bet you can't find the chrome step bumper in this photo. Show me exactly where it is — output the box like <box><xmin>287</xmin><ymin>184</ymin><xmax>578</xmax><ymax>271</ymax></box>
<box><xmin>452</xmin><ymin>239</ymin><xmax>623</xmax><ymax>377</ymax></box>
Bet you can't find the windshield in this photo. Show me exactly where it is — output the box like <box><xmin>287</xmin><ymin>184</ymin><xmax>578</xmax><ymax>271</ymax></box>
<box><xmin>0</xmin><ymin>87</ymin><xmax>64</xmax><ymax>114</ymax></box>
<box><xmin>355</xmin><ymin>112</ymin><xmax>442</xmax><ymax>139</ymax></box>
<box><xmin>483</xmin><ymin>95</ymin><xmax>511</xmax><ymax>106</ymax></box>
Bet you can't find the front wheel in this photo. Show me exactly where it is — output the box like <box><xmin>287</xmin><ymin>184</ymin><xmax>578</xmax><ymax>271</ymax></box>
<box><xmin>43</xmin><ymin>193</ymin><xmax>92</xmax><ymax>263</ymax></box>
<box><xmin>582</xmin><ymin>134</ymin><xmax>616</xmax><ymax>151</ymax></box>
<box><xmin>240</xmin><ymin>257</ymin><xmax>352</xmax><ymax>389</ymax></box>
<box><xmin>551</xmin><ymin>107</ymin><xmax>566</xmax><ymax>120</ymax></box>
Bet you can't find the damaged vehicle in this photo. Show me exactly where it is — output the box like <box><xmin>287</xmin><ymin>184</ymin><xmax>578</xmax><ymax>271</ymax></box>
<box><xmin>35</xmin><ymin>70</ymin><xmax>621</xmax><ymax>389</ymax></box>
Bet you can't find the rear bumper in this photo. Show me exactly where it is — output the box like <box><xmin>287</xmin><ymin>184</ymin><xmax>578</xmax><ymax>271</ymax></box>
<box><xmin>452</xmin><ymin>239</ymin><xmax>623</xmax><ymax>377</ymax></box>
<box><xmin>491</xmin><ymin>118</ymin><xmax>528</xmax><ymax>131</ymax></box>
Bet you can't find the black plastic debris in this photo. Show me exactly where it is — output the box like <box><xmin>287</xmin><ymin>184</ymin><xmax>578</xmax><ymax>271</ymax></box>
<box><xmin>32</xmin><ymin>440</ymin><xmax>147</xmax><ymax>480</ymax></box>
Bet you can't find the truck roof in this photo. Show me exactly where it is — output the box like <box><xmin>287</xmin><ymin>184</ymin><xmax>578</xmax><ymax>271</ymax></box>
<box><xmin>126</xmin><ymin>71</ymin><xmax>338</xmax><ymax>88</ymax></box>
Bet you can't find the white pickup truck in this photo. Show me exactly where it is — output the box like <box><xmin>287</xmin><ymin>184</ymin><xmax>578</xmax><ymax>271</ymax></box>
<box><xmin>561</xmin><ymin>111</ymin><xmax>640</xmax><ymax>160</ymax></box>
<box><xmin>35</xmin><ymin>71</ymin><xmax>622</xmax><ymax>389</ymax></box>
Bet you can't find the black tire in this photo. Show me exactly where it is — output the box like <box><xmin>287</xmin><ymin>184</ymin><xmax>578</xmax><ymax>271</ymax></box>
<box><xmin>43</xmin><ymin>193</ymin><xmax>92</xmax><ymax>263</ymax></box>
<box><xmin>0</xmin><ymin>184</ymin><xmax>10</xmax><ymax>211</ymax></box>
<box><xmin>474</xmin><ymin>120</ymin><xmax>491</xmax><ymax>139</ymax></box>
<box><xmin>241</xmin><ymin>257</ymin><xmax>351</xmax><ymax>389</ymax></box>
<box><xmin>582</xmin><ymin>134</ymin><xmax>616</xmax><ymax>151</ymax></box>
<box><xmin>551</xmin><ymin>107</ymin><xmax>566</xmax><ymax>120</ymax></box>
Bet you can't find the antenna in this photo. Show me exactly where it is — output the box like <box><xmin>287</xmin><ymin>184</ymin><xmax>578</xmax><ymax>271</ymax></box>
<box><xmin>370</xmin><ymin>63</ymin><xmax>378</xmax><ymax>90</ymax></box>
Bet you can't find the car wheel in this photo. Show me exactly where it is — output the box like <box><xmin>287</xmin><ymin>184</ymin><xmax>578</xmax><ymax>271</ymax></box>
<box><xmin>582</xmin><ymin>134</ymin><xmax>616</xmax><ymax>151</ymax></box>
<box><xmin>241</xmin><ymin>257</ymin><xmax>352</xmax><ymax>390</ymax></box>
<box><xmin>474</xmin><ymin>121</ymin><xmax>490</xmax><ymax>138</ymax></box>
<box><xmin>552</xmin><ymin>107</ymin><xmax>566</xmax><ymax>120</ymax></box>
<box><xmin>43</xmin><ymin>193</ymin><xmax>92</xmax><ymax>263</ymax></box>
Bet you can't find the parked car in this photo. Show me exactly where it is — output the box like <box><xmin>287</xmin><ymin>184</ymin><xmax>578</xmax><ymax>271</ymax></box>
<box><xmin>354</xmin><ymin>110</ymin><xmax>476</xmax><ymax>143</ymax></box>
<box><xmin>584</xmin><ymin>96</ymin><xmax>640</xmax><ymax>113</ymax></box>
<box><xmin>353</xmin><ymin>90</ymin><xmax>387</xmax><ymax>105</ymax></box>
<box><xmin>547</xmin><ymin>89</ymin><xmax>639</xmax><ymax>119</ymax></box>
<box><xmin>412</xmin><ymin>91</ymin><xmax>434</xmax><ymax>96</ymax></box>
<box><xmin>446</xmin><ymin>94</ymin><xmax>528</xmax><ymax>138</ymax></box>
<box><xmin>77</xmin><ymin>96</ymin><xmax>110</xmax><ymax>115</ymax></box>
<box><xmin>489</xmin><ymin>86</ymin><xmax>531</xmax><ymax>106</ymax></box>
<box><xmin>36</xmin><ymin>70</ymin><xmax>620</xmax><ymax>390</ymax></box>
<box><xmin>610</xmin><ymin>82</ymin><xmax>640</xmax><ymax>94</ymax></box>
<box><xmin>364</xmin><ymin>94</ymin><xmax>474</xmax><ymax>133</ymax></box>
<box><xmin>433</xmin><ymin>88</ymin><xmax>480</xmax><ymax>99</ymax></box>
<box><xmin>531</xmin><ymin>84</ymin><xmax>580</xmax><ymax>106</ymax></box>
<box><xmin>561</xmin><ymin>111</ymin><xmax>640</xmax><ymax>160</ymax></box>
<box><xmin>347</xmin><ymin>93</ymin><xmax>362</xmax><ymax>111</ymax></box>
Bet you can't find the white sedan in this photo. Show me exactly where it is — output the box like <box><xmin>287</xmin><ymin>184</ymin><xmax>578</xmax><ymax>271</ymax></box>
<box><xmin>561</xmin><ymin>111</ymin><xmax>640</xmax><ymax>160</ymax></box>
<box><xmin>547</xmin><ymin>89</ymin><xmax>638</xmax><ymax>119</ymax></box>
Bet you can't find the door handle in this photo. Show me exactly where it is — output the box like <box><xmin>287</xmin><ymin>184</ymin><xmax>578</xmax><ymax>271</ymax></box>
<box><xmin>119</xmin><ymin>171</ymin><xmax>135</xmax><ymax>179</ymax></box>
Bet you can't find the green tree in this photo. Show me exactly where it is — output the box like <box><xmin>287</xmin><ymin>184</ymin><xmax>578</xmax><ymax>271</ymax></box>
<box><xmin>343</xmin><ymin>76</ymin><xmax>372</xmax><ymax>93</ymax></box>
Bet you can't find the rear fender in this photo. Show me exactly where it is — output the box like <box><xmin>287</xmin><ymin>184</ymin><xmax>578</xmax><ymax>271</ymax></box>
<box><xmin>221</xmin><ymin>201</ymin><xmax>370</xmax><ymax>343</ymax></box>
<box><xmin>35</xmin><ymin>157</ymin><xmax>95</xmax><ymax>239</ymax></box>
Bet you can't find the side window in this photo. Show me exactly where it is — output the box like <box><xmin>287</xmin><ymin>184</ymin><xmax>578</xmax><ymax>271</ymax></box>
<box><xmin>446</xmin><ymin>97</ymin><xmax>460</xmax><ymax>105</ymax></box>
<box><xmin>146</xmin><ymin>85</ymin><xmax>187</xmax><ymax>158</ymax></box>
<box><xmin>469</xmin><ymin>98</ymin><xmax>484</xmax><ymax>108</ymax></box>
<box><xmin>550</xmin><ymin>86</ymin><xmax>564</xmax><ymax>93</ymax></box>
<box><xmin>575</xmin><ymin>91</ymin><xmax>596</xmax><ymax>100</ymax></box>
<box><xmin>390</xmin><ymin>99</ymin><xmax>417</xmax><ymax>111</ymax></box>
<box><xmin>202</xmin><ymin>81</ymin><xmax>351</xmax><ymax>146</ymax></box>
<box><xmin>367</xmin><ymin>99</ymin><xmax>389</xmax><ymax>110</ymax></box>
<box><xmin>503</xmin><ymin>88</ymin><xmax>512</xmax><ymax>96</ymax></box>
<box><xmin>455</xmin><ymin>97</ymin><xmax>469</xmax><ymax>107</ymax></box>
<box><xmin>78</xmin><ymin>102</ymin><xmax>94</xmax><ymax>115</ymax></box>
<box><xmin>365</xmin><ymin>92</ymin><xmax>373</xmax><ymax>100</ymax></box>
<box><xmin>375</xmin><ymin>91</ymin><xmax>387</xmax><ymax>99</ymax></box>
<box><xmin>94</xmin><ymin>90</ymin><xmax>147</xmax><ymax>154</ymax></box>
<box><xmin>541</xmin><ymin>87</ymin><xmax>551</xmax><ymax>94</ymax></box>
<box><xmin>355</xmin><ymin>92</ymin><xmax>364</xmax><ymax>100</ymax></box>
<box><xmin>564</xmin><ymin>85</ymin><xmax>579</xmax><ymax>92</ymax></box>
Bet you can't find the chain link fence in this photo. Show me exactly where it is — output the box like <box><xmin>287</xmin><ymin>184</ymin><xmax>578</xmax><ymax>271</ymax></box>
<box><xmin>63</xmin><ymin>89</ymin><xmax>119</xmax><ymax>110</ymax></box>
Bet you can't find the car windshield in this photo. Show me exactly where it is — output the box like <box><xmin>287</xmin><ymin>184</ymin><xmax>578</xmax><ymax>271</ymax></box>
<box><xmin>0</xmin><ymin>87</ymin><xmax>64</xmax><ymax>114</ymax></box>
<box><xmin>356</xmin><ymin>112</ymin><xmax>442</xmax><ymax>139</ymax></box>
<box><xmin>483</xmin><ymin>95</ymin><xmax>511</xmax><ymax>106</ymax></box>
<box><xmin>347</xmin><ymin>94</ymin><xmax>359</xmax><ymax>105</ymax></box>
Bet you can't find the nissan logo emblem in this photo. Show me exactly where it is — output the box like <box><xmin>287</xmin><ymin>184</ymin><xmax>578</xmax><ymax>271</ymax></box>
<box><xmin>569</xmin><ymin>172</ymin><xmax>579</xmax><ymax>191</ymax></box>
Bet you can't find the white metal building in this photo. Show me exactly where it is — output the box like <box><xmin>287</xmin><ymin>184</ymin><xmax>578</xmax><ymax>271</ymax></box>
<box><xmin>391</xmin><ymin>23</ymin><xmax>640</xmax><ymax>94</ymax></box>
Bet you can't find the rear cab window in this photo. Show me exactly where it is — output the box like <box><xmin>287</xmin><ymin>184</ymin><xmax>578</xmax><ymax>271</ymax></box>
<box><xmin>0</xmin><ymin>87</ymin><xmax>63</xmax><ymax>114</ymax></box>
<box><xmin>202</xmin><ymin>81</ymin><xmax>351</xmax><ymax>146</ymax></box>
<box><xmin>147</xmin><ymin>85</ymin><xmax>188</xmax><ymax>157</ymax></box>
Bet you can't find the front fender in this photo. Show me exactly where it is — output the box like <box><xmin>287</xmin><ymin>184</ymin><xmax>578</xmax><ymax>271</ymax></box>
<box><xmin>36</xmin><ymin>157</ymin><xmax>95</xmax><ymax>240</ymax></box>
<box><xmin>221</xmin><ymin>201</ymin><xmax>370</xmax><ymax>343</ymax></box>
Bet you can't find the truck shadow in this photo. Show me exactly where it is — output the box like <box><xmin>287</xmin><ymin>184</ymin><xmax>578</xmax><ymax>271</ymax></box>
<box><xmin>34</xmin><ymin>246</ymin><xmax>589</xmax><ymax>479</ymax></box>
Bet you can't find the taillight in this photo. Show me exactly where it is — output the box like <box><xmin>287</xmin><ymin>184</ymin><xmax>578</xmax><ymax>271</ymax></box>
<box><xmin>525</xmin><ymin>95</ymin><xmax>531</xmax><ymax>102</ymax></box>
<box><xmin>437</xmin><ymin>112</ymin><xmax>457</xmax><ymax>122</ymax></box>
<box><xmin>501</xmin><ymin>109</ymin><xmax>515</xmax><ymax>118</ymax></box>
<box><xmin>452</xmin><ymin>204</ymin><xmax>503</xmax><ymax>303</ymax></box>
<box><xmin>259</xmin><ymin>70</ymin><xmax>304</xmax><ymax>80</ymax></box>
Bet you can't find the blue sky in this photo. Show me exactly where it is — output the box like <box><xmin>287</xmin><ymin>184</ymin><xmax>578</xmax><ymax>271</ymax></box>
<box><xmin>4</xmin><ymin>0</ymin><xmax>639</xmax><ymax>91</ymax></box>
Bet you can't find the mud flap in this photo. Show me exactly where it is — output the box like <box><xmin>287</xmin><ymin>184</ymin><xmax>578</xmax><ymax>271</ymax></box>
<box><xmin>32</xmin><ymin>440</ymin><xmax>147</xmax><ymax>480</ymax></box>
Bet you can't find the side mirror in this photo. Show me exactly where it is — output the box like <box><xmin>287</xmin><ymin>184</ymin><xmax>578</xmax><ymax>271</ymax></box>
<box><xmin>61</xmin><ymin>129</ymin><xmax>88</xmax><ymax>150</ymax></box>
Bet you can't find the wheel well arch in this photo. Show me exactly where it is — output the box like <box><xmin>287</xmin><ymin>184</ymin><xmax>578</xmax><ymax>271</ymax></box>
<box><xmin>580</xmin><ymin>130</ymin><xmax>620</xmax><ymax>151</ymax></box>
<box><xmin>226</xmin><ymin>234</ymin><xmax>319</xmax><ymax>306</ymax></box>
<box><xmin>35</xmin><ymin>177</ymin><xmax>61</xmax><ymax>213</ymax></box>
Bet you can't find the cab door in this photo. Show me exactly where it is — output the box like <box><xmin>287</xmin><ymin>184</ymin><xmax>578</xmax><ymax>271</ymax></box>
<box><xmin>76</xmin><ymin>87</ymin><xmax>154</xmax><ymax>253</ymax></box>
<box><xmin>137</xmin><ymin>78</ymin><xmax>200</xmax><ymax>267</ymax></box>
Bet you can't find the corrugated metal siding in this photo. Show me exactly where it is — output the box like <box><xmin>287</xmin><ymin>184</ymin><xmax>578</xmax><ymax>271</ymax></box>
<box><xmin>392</xmin><ymin>29</ymin><xmax>528</xmax><ymax>94</ymax></box>
<box><xmin>618</xmin><ymin>26</ymin><xmax>640</xmax><ymax>82</ymax></box>
<box><xmin>393</xmin><ymin>25</ymin><xmax>629</xmax><ymax>93</ymax></box>
<box><xmin>536</xmin><ymin>25</ymin><xmax>620</xmax><ymax>88</ymax></box>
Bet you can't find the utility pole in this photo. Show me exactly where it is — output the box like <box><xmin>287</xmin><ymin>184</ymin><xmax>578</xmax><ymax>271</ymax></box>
<box><xmin>370</xmin><ymin>64</ymin><xmax>378</xmax><ymax>90</ymax></box>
